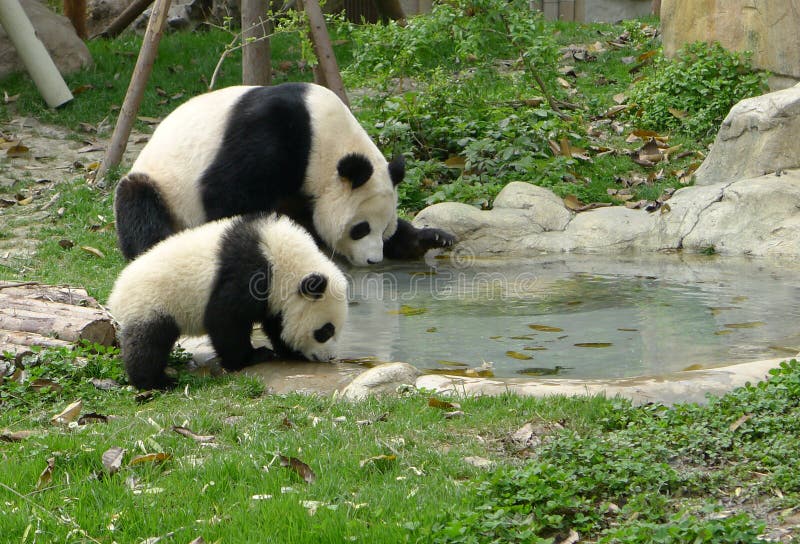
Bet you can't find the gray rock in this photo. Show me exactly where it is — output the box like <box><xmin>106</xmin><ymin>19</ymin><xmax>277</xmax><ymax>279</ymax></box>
<box><xmin>694</xmin><ymin>84</ymin><xmax>800</xmax><ymax>186</ymax></box>
<box><xmin>492</xmin><ymin>181</ymin><xmax>572</xmax><ymax>231</ymax></box>
<box><xmin>340</xmin><ymin>362</ymin><xmax>421</xmax><ymax>400</ymax></box>
<box><xmin>681</xmin><ymin>171</ymin><xmax>800</xmax><ymax>257</ymax></box>
<box><xmin>0</xmin><ymin>0</ymin><xmax>92</xmax><ymax>79</ymax></box>
<box><xmin>413</xmin><ymin>169</ymin><xmax>800</xmax><ymax>258</ymax></box>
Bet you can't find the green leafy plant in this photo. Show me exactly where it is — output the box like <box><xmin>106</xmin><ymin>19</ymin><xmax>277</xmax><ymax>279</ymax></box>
<box><xmin>625</xmin><ymin>41</ymin><xmax>768</xmax><ymax>140</ymax></box>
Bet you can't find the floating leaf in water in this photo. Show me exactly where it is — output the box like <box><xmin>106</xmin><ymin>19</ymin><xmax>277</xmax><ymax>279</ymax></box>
<box><xmin>280</xmin><ymin>455</ymin><xmax>316</xmax><ymax>484</ymax></box>
<box><xmin>724</xmin><ymin>322</ymin><xmax>766</xmax><ymax>329</ymax></box>
<box><xmin>506</xmin><ymin>351</ymin><xmax>532</xmax><ymax>360</ymax></box>
<box><xmin>769</xmin><ymin>345</ymin><xmax>800</xmax><ymax>355</ymax></box>
<box><xmin>437</xmin><ymin>360</ymin><xmax>468</xmax><ymax>367</ymax></box>
<box><xmin>709</xmin><ymin>306</ymin><xmax>738</xmax><ymax>316</ymax></box>
<box><xmin>528</xmin><ymin>324</ymin><xmax>564</xmax><ymax>332</ymax></box>
<box><xmin>523</xmin><ymin>346</ymin><xmax>548</xmax><ymax>351</ymax></box>
<box><xmin>426</xmin><ymin>327</ymin><xmax>438</xmax><ymax>333</ymax></box>
<box><xmin>574</xmin><ymin>342</ymin><xmax>613</xmax><ymax>348</ymax></box>
<box><xmin>464</xmin><ymin>367</ymin><xmax>494</xmax><ymax>378</ymax></box>
<box><xmin>682</xmin><ymin>364</ymin><xmax>704</xmax><ymax>371</ymax></box>
<box><xmin>516</xmin><ymin>365</ymin><xmax>571</xmax><ymax>376</ymax></box>
<box><xmin>510</xmin><ymin>335</ymin><xmax>535</xmax><ymax>340</ymax></box>
<box><xmin>389</xmin><ymin>305</ymin><xmax>427</xmax><ymax>316</ymax></box>
<box><xmin>731</xmin><ymin>296</ymin><xmax>749</xmax><ymax>303</ymax></box>
<box><xmin>617</xmin><ymin>328</ymin><xmax>638</xmax><ymax>332</ymax></box>
<box><xmin>714</xmin><ymin>330</ymin><xmax>733</xmax><ymax>336</ymax></box>
<box><xmin>489</xmin><ymin>335</ymin><xmax>503</xmax><ymax>340</ymax></box>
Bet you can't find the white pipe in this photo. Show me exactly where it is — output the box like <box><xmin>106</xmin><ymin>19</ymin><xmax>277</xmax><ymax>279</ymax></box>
<box><xmin>0</xmin><ymin>0</ymin><xmax>73</xmax><ymax>108</ymax></box>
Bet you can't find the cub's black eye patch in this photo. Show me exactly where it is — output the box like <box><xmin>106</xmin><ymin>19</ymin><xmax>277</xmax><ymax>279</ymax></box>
<box><xmin>314</xmin><ymin>322</ymin><xmax>335</xmax><ymax>343</ymax></box>
<box><xmin>350</xmin><ymin>221</ymin><xmax>371</xmax><ymax>241</ymax></box>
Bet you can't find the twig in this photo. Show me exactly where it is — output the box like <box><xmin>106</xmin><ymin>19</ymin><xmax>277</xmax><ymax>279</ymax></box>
<box><xmin>496</xmin><ymin>13</ymin><xmax>573</xmax><ymax>121</ymax></box>
<box><xmin>0</xmin><ymin>481</ymin><xmax>103</xmax><ymax>543</ymax></box>
<box><xmin>0</xmin><ymin>281</ymin><xmax>40</xmax><ymax>290</ymax></box>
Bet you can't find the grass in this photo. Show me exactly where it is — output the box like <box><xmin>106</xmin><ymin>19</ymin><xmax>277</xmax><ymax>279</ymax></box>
<box><xmin>2</xmin><ymin>345</ymin><xmax>799</xmax><ymax>542</ymax></box>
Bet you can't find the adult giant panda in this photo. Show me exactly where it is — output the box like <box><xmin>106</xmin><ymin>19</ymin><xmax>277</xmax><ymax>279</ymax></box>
<box><xmin>107</xmin><ymin>213</ymin><xmax>348</xmax><ymax>390</ymax></box>
<box><xmin>114</xmin><ymin>82</ymin><xmax>454</xmax><ymax>265</ymax></box>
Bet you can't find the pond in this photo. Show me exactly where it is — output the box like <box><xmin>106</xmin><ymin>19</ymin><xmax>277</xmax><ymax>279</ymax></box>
<box><xmin>336</xmin><ymin>253</ymin><xmax>800</xmax><ymax>380</ymax></box>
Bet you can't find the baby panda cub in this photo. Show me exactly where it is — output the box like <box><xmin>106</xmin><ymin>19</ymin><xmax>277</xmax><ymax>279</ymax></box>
<box><xmin>107</xmin><ymin>213</ymin><xmax>348</xmax><ymax>390</ymax></box>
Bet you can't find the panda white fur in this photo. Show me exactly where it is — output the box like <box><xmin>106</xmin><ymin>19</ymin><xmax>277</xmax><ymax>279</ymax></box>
<box><xmin>113</xmin><ymin>82</ymin><xmax>454</xmax><ymax>266</ymax></box>
<box><xmin>107</xmin><ymin>213</ymin><xmax>348</xmax><ymax>390</ymax></box>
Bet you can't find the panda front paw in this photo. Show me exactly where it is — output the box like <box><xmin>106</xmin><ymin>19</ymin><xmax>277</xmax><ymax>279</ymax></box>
<box><xmin>417</xmin><ymin>227</ymin><xmax>457</xmax><ymax>251</ymax></box>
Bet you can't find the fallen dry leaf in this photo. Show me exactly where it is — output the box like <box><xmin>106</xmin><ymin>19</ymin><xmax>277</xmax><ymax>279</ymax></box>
<box><xmin>129</xmin><ymin>452</ymin><xmax>171</xmax><ymax>466</ymax></box>
<box><xmin>36</xmin><ymin>457</ymin><xmax>55</xmax><ymax>489</ymax></box>
<box><xmin>78</xmin><ymin>413</ymin><xmax>108</xmax><ymax>425</ymax></box>
<box><xmin>0</xmin><ymin>429</ymin><xmax>37</xmax><ymax>442</ymax></box>
<box><xmin>280</xmin><ymin>455</ymin><xmax>316</xmax><ymax>484</ymax></box>
<box><xmin>51</xmin><ymin>399</ymin><xmax>82</xmax><ymax>425</ymax></box>
<box><xmin>428</xmin><ymin>397</ymin><xmax>461</xmax><ymax>410</ymax></box>
<box><xmin>359</xmin><ymin>454</ymin><xmax>397</xmax><ymax>470</ymax></box>
<box><xmin>102</xmin><ymin>446</ymin><xmax>125</xmax><ymax>474</ymax></box>
<box><xmin>729</xmin><ymin>414</ymin><xmax>752</xmax><ymax>432</ymax></box>
<box><xmin>80</xmin><ymin>246</ymin><xmax>105</xmax><ymax>259</ymax></box>
<box><xmin>172</xmin><ymin>425</ymin><xmax>216</xmax><ymax>443</ymax></box>
<box><xmin>6</xmin><ymin>142</ymin><xmax>30</xmax><ymax>157</ymax></box>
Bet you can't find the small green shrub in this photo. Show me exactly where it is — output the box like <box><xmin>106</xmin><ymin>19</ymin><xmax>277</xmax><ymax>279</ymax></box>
<box><xmin>625</xmin><ymin>41</ymin><xmax>768</xmax><ymax>140</ymax></box>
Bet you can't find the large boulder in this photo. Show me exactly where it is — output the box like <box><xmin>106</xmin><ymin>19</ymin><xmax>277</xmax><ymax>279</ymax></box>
<box><xmin>661</xmin><ymin>0</ymin><xmax>800</xmax><ymax>89</ymax></box>
<box><xmin>0</xmin><ymin>0</ymin><xmax>92</xmax><ymax>79</ymax></box>
<box><xmin>694</xmin><ymin>84</ymin><xmax>800</xmax><ymax>186</ymax></box>
<box><xmin>413</xmin><ymin>171</ymin><xmax>800</xmax><ymax>258</ymax></box>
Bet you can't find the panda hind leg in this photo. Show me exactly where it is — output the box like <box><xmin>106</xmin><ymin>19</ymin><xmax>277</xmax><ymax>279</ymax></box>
<box><xmin>114</xmin><ymin>173</ymin><xmax>176</xmax><ymax>260</ymax></box>
<box><xmin>119</xmin><ymin>314</ymin><xmax>180</xmax><ymax>390</ymax></box>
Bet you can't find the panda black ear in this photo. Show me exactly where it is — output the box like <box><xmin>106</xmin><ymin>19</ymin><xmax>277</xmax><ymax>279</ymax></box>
<box><xmin>299</xmin><ymin>273</ymin><xmax>328</xmax><ymax>300</ymax></box>
<box><xmin>338</xmin><ymin>153</ymin><xmax>373</xmax><ymax>190</ymax></box>
<box><xmin>388</xmin><ymin>154</ymin><xmax>405</xmax><ymax>187</ymax></box>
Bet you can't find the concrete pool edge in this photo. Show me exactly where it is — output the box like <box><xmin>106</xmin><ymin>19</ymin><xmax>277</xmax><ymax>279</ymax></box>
<box><xmin>412</xmin><ymin>357</ymin><xmax>795</xmax><ymax>405</ymax></box>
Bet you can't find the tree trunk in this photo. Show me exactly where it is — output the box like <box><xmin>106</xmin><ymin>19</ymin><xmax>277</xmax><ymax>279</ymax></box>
<box><xmin>300</xmin><ymin>0</ymin><xmax>348</xmax><ymax>107</ymax></box>
<box><xmin>93</xmin><ymin>0</ymin><xmax>154</xmax><ymax>39</ymax></box>
<box><xmin>652</xmin><ymin>0</ymin><xmax>661</xmax><ymax>17</ymax></box>
<box><xmin>241</xmin><ymin>0</ymin><xmax>272</xmax><ymax>86</ymax></box>
<box><xmin>374</xmin><ymin>0</ymin><xmax>405</xmax><ymax>22</ymax></box>
<box><xmin>97</xmin><ymin>0</ymin><xmax>171</xmax><ymax>181</ymax></box>
<box><xmin>63</xmin><ymin>0</ymin><xmax>87</xmax><ymax>39</ymax></box>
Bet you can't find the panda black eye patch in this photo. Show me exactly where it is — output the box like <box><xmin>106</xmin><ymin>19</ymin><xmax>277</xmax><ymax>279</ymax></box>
<box><xmin>314</xmin><ymin>322</ymin><xmax>335</xmax><ymax>343</ymax></box>
<box><xmin>349</xmin><ymin>222</ymin><xmax>371</xmax><ymax>240</ymax></box>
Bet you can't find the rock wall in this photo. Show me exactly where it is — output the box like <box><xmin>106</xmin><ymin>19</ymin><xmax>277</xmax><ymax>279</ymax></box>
<box><xmin>660</xmin><ymin>0</ymin><xmax>800</xmax><ymax>89</ymax></box>
<box><xmin>694</xmin><ymin>84</ymin><xmax>800</xmax><ymax>185</ymax></box>
<box><xmin>0</xmin><ymin>0</ymin><xmax>92</xmax><ymax>79</ymax></box>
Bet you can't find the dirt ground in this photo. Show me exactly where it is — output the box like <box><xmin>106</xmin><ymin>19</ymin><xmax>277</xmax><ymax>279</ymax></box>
<box><xmin>0</xmin><ymin>115</ymin><xmax>148</xmax><ymax>268</ymax></box>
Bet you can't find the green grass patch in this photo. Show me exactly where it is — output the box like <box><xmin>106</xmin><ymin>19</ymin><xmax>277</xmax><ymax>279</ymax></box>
<box><xmin>2</xmin><ymin>344</ymin><xmax>798</xmax><ymax>542</ymax></box>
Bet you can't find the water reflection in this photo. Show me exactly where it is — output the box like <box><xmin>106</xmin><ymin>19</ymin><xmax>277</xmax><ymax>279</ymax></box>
<box><xmin>336</xmin><ymin>254</ymin><xmax>800</xmax><ymax>379</ymax></box>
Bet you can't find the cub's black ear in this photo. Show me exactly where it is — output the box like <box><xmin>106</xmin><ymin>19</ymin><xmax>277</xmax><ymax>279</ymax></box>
<box><xmin>388</xmin><ymin>154</ymin><xmax>405</xmax><ymax>187</ymax></box>
<box><xmin>299</xmin><ymin>273</ymin><xmax>328</xmax><ymax>300</ymax></box>
<box><xmin>338</xmin><ymin>153</ymin><xmax>373</xmax><ymax>189</ymax></box>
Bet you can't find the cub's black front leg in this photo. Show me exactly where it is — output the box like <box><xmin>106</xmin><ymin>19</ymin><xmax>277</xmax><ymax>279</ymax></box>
<box><xmin>383</xmin><ymin>218</ymin><xmax>456</xmax><ymax>260</ymax></box>
<box><xmin>205</xmin><ymin>315</ymin><xmax>263</xmax><ymax>371</ymax></box>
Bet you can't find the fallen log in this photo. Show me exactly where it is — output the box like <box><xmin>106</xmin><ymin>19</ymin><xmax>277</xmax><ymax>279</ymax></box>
<box><xmin>0</xmin><ymin>283</ymin><xmax>116</xmax><ymax>355</ymax></box>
